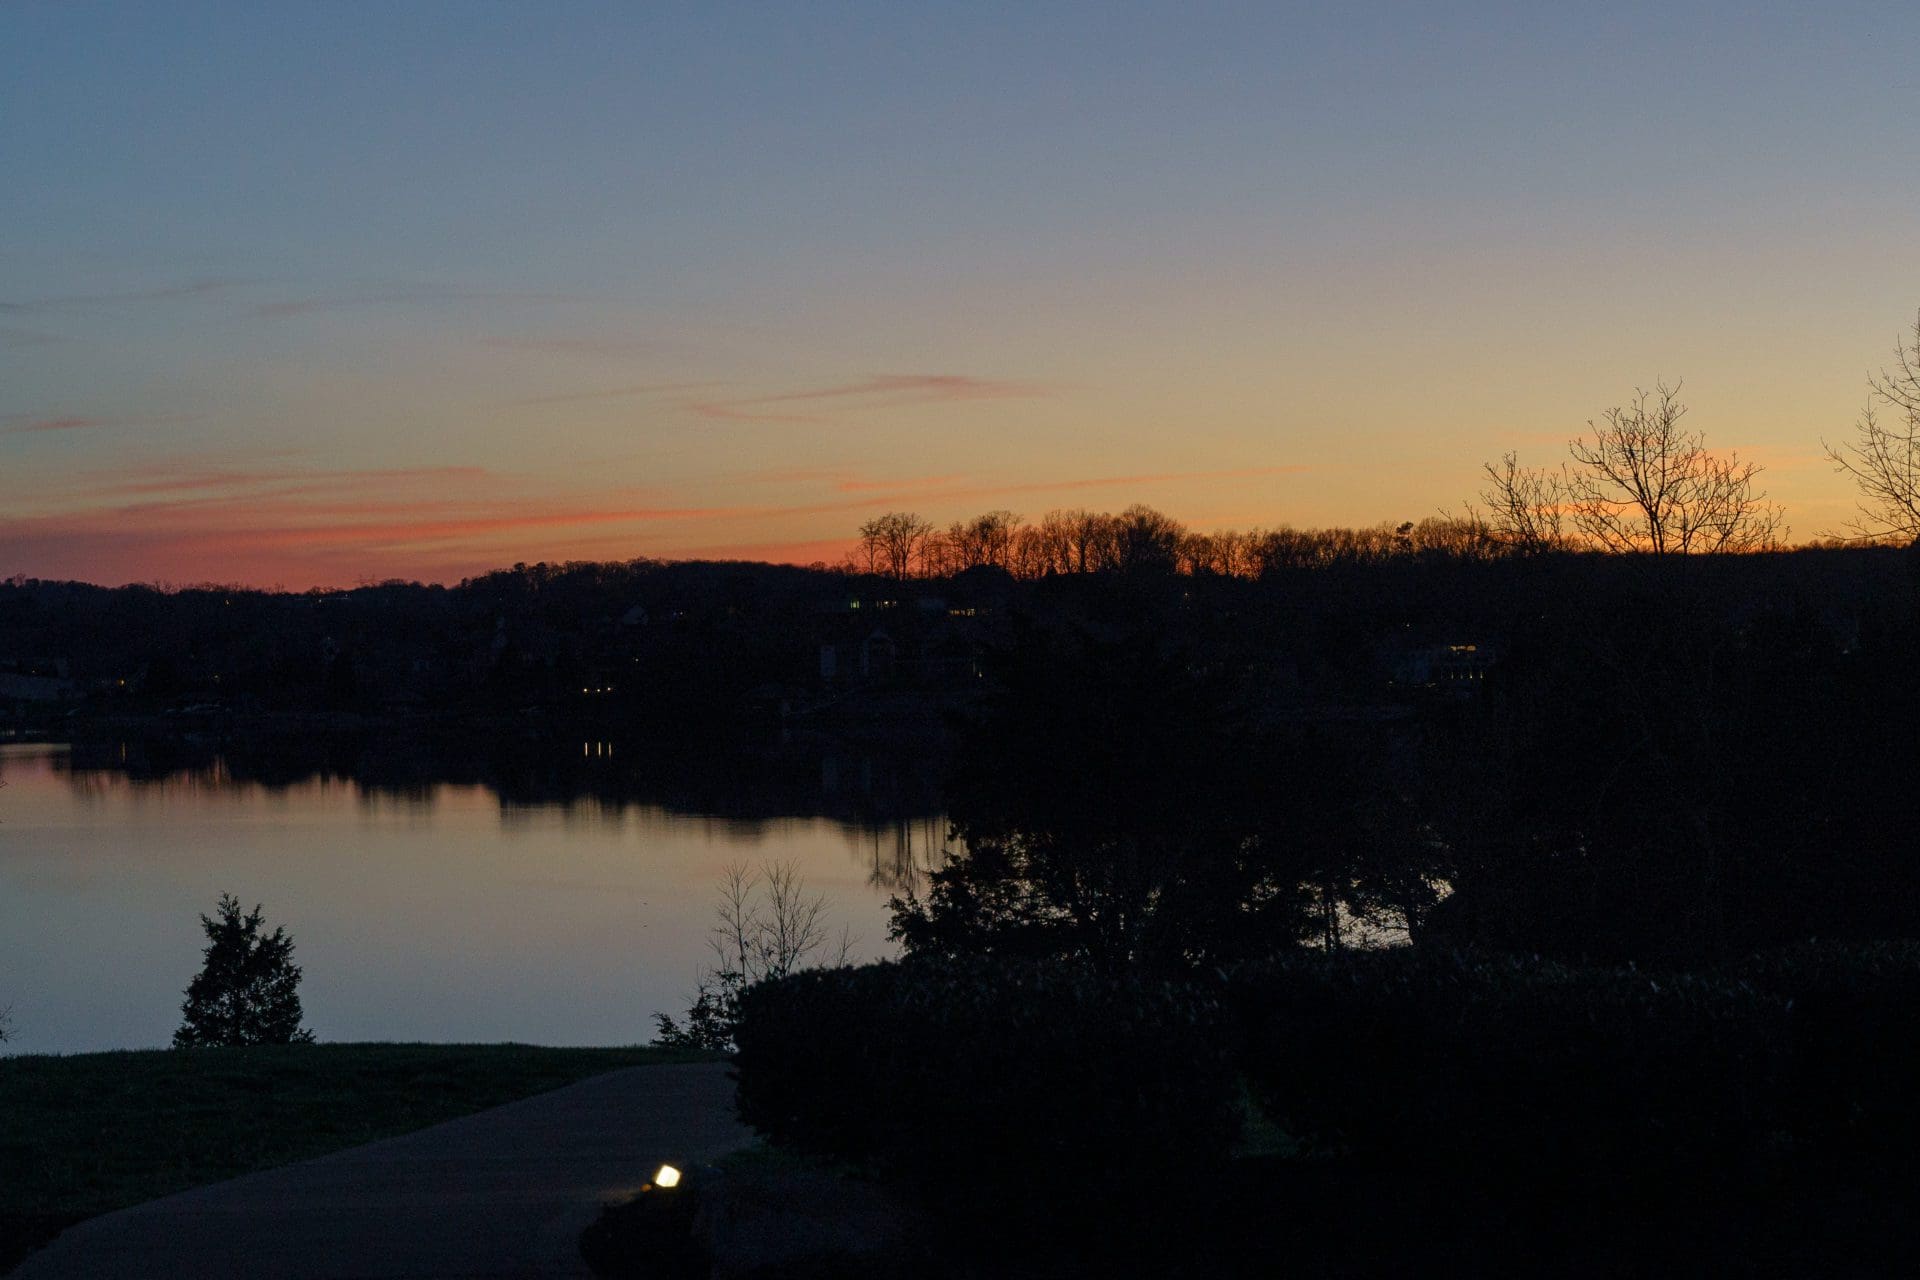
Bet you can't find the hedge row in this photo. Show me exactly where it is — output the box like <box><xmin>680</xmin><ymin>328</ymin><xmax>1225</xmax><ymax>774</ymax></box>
<box><xmin>732</xmin><ymin>942</ymin><xmax>1920</xmax><ymax>1214</ymax></box>
<box><xmin>732</xmin><ymin>959</ymin><xmax>1239</xmax><ymax>1217</ymax></box>
<box><xmin>1731</xmin><ymin>940</ymin><xmax>1920</xmax><ymax>1164</ymax></box>
<box><xmin>1227</xmin><ymin>949</ymin><xmax>1786</xmax><ymax>1196</ymax></box>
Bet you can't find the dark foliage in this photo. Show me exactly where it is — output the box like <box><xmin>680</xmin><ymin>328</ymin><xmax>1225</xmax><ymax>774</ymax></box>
<box><xmin>174</xmin><ymin>894</ymin><xmax>314</xmax><ymax>1048</ymax></box>
<box><xmin>729</xmin><ymin>946</ymin><xmax>1920</xmax><ymax>1275</ymax></box>
<box><xmin>891</xmin><ymin>621</ymin><xmax>1311</xmax><ymax>970</ymax></box>
<box><xmin>1227</xmin><ymin>948</ymin><xmax>1785</xmax><ymax>1199</ymax></box>
<box><xmin>649</xmin><ymin>983</ymin><xmax>736</xmax><ymax>1054</ymax></box>
<box><xmin>580</xmin><ymin>1181</ymin><xmax>707</xmax><ymax>1280</ymax></box>
<box><xmin>732</xmin><ymin>959</ymin><xmax>1239</xmax><ymax>1237</ymax></box>
<box><xmin>1430</xmin><ymin>552</ymin><xmax>1920</xmax><ymax>965</ymax></box>
<box><xmin>1732</xmin><ymin>940</ymin><xmax>1920</xmax><ymax>1167</ymax></box>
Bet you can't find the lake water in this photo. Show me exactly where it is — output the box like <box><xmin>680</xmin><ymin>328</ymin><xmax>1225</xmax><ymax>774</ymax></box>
<box><xmin>0</xmin><ymin>739</ymin><xmax>945</xmax><ymax>1055</ymax></box>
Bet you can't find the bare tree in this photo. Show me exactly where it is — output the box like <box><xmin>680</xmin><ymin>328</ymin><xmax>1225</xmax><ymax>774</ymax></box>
<box><xmin>1564</xmin><ymin>382</ymin><xmax>1784</xmax><ymax>554</ymax></box>
<box><xmin>1108</xmin><ymin>504</ymin><xmax>1185</xmax><ymax>572</ymax></box>
<box><xmin>1007</xmin><ymin>521</ymin><xmax>1050</xmax><ymax>578</ymax></box>
<box><xmin>939</xmin><ymin>510</ymin><xmax>1025</xmax><ymax>573</ymax></box>
<box><xmin>1066</xmin><ymin>508</ymin><xmax>1111</xmax><ymax>572</ymax></box>
<box><xmin>652</xmin><ymin>861</ymin><xmax>852</xmax><ymax>1051</ymax></box>
<box><xmin>858</xmin><ymin>511</ymin><xmax>934</xmax><ymax>579</ymax></box>
<box><xmin>922</xmin><ymin>525</ymin><xmax>962</xmax><ymax>578</ymax></box>
<box><xmin>849</xmin><ymin>520</ymin><xmax>885</xmax><ymax>575</ymax></box>
<box><xmin>1825</xmin><ymin>311</ymin><xmax>1920</xmax><ymax>542</ymax></box>
<box><xmin>1022</xmin><ymin>510</ymin><xmax>1076</xmax><ymax>576</ymax></box>
<box><xmin>1176</xmin><ymin>531</ymin><xmax>1218</xmax><ymax>576</ymax></box>
<box><xmin>1479</xmin><ymin>451</ymin><xmax>1572</xmax><ymax>554</ymax></box>
<box><xmin>1411</xmin><ymin>514</ymin><xmax>1499</xmax><ymax>560</ymax></box>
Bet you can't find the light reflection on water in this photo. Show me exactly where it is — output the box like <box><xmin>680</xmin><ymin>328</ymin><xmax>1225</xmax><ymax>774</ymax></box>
<box><xmin>0</xmin><ymin>741</ymin><xmax>945</xmax><ymax>1055</ymax></box>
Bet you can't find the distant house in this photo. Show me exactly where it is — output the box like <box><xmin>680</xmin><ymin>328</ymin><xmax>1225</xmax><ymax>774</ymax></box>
<box><xmin>1390</xmin><ymin>643</ymin><xmax>1496</xmax><ymax>691</ymax></box>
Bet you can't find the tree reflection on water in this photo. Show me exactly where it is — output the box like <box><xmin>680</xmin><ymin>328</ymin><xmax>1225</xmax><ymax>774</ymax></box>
<box><xmin>50</xmin><ymin>730</ymin><xmax>951</xmax><ymax>891</ymax></box>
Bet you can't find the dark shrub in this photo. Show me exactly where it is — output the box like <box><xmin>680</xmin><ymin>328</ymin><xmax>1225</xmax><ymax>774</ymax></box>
<box><xmin>733</xmin><ymin>959</ymin><xmax>1239</xmax><ymax>1231</ymax></box>
<box><xmin>1227</xmin><ymin>949</ymin><xmax>1785</xmax><ymax>1198</ymax></box>
<box><xmin>1733</xmin><ymin>941</ymin><xmax>1920</xmax><ymax>1165</ymax></box>
<box><xmin>175</xmin><ymin>894</ymin><xmax>314</xmax><ymax>1048</ymax></box>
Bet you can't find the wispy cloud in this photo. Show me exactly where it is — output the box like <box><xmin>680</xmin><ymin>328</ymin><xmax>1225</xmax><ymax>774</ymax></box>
<box><xmin>688</xmin><ymin>373</ymin><xmax>1052</xmax><ymax>423</ymax></box>
<box><xmin>506</xmin><ymin>381</ymin><xmax>717</xmax><ymax>407</ymax></box>
<box><xmin>2</xmin><ymin>412</ymin><xmax>196</xmax><ymax>437</ymax></box>
<box><xmin>833</xmin><ymin>473</ymin><xmax>968</xmax><ymax>493</ymax></box>
<box><xmin>481</xmin><ymin>336</ymin><xmax>661</xmax><ymax>357</ymax></box>
<box><xmin>672</xmin><ymin>536</ymin><xmax>865</xmax><ymax>565</ymax></box>
<box><xmin>0</xmin><ymin>279</ymin><xmax>241</xmax><ymax>314</ymax></box>
<box><xmin>251</xmin><ymin>286</ymin><xmax>588</xmax><ymax>319</ymax></box>
<box><xmin>3</xmin><ymin>416</ymin><xmax>116</xmax><ymax>436</ymax></box>
<box><xmin>772</xmin><ymin>374</ymin><xmax>1050</xmax><ymax>405</ymax></box>
<box><xmin>985</xmin><ymin>465</ymin><xmax>1307</xmax><ymax>498</ymax></box>
<box><xmin>737</xmin><ymin>464</ymin><xmax>1308</xmax><ymax>505</ymax></box>
<box><xmin>0</xmin><ymin>325</ymin><xmax>64</xmax><ymax>349</ymax></box>
<box><xmin>686</xmin><ymin>400</ymin><xmax>825</xmax><ymax>424</ymax></box>
<box><xmin>79</xmin><ymin>464</ymin><xmax>494</xmax><ymax>499</ymax></box>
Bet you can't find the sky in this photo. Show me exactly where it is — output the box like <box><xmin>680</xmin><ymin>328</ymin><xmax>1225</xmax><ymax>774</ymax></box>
<box><xmin>4</xmin><ymin>1</ymin><xmax>1918</xmax><ymax>588</ymax></box>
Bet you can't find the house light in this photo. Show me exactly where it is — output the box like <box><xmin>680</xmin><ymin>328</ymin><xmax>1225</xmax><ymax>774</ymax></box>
<box><xmin>653</xmin><ymin>1164</ymin><xmax>682</xmax><ymax>1189</ymax></box>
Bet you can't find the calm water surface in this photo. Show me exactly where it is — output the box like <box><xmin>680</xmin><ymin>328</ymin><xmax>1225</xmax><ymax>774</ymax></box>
<box><xmin>0</xmin><ymin>740</ymin><xmax>943</xmax><ymax>1055</ymax></box>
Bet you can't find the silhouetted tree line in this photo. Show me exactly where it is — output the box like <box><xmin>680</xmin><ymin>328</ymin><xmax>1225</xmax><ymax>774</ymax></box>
<box><xmin>8</xmin><ymin>532</ymin><xmax>1893</xmax><ymax>742</ymax></box>
<box><xmin>854</xmin><ymin>505</ymin><xmax>1508</xmax><ymax>581</ymax></box>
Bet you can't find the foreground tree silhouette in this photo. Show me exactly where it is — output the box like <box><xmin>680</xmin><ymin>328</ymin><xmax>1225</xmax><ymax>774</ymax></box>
<box><xmin>1478</xmin><ymin>451</ymin><xmax>1572</xmax><ymax>554</ymax></box>
<box><xmin>1826</xmin><ymin>310</ymin><xmax>1920</xmax><ymax>542</ymax></box>
<box><xmin>174</xmin><ymin>894</ymin><xmax>314</xmax><ymax>1048</ymax></box>
<box><xmin>1568</xmin><ymin>382</ymin><xmax>1784</xmax><ymax>554</ymax></box>
<box><xmin>1482</xmin><ymin>382</ymin><xmax>1784</xmax><ymax>555</ymax></box>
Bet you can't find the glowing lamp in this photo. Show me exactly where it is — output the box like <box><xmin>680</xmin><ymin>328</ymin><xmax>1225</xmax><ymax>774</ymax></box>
<box><xmin>653</xmin><ymin>1164</ymin><xmax>682</xmax><ymax>1189</ymax></box>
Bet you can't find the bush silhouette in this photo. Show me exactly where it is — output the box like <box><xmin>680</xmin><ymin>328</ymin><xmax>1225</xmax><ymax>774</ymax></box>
<box><xmin>174</xmin><ymin>894</ymin><xmax>314</xmax><ymax>1048</ymax></box>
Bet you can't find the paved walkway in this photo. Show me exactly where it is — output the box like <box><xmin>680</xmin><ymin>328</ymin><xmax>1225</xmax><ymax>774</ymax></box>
<box><xmin>14</xmin><ymin>1061</ymin><xmax>750</xmax><ymax>1280</ymax></box>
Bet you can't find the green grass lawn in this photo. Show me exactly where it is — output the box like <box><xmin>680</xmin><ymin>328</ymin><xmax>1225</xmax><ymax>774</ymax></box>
<box><xmin>0</xmin><ymin>1041</ymin><xmax>722</xmax><ymax>1274</ymax></box>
